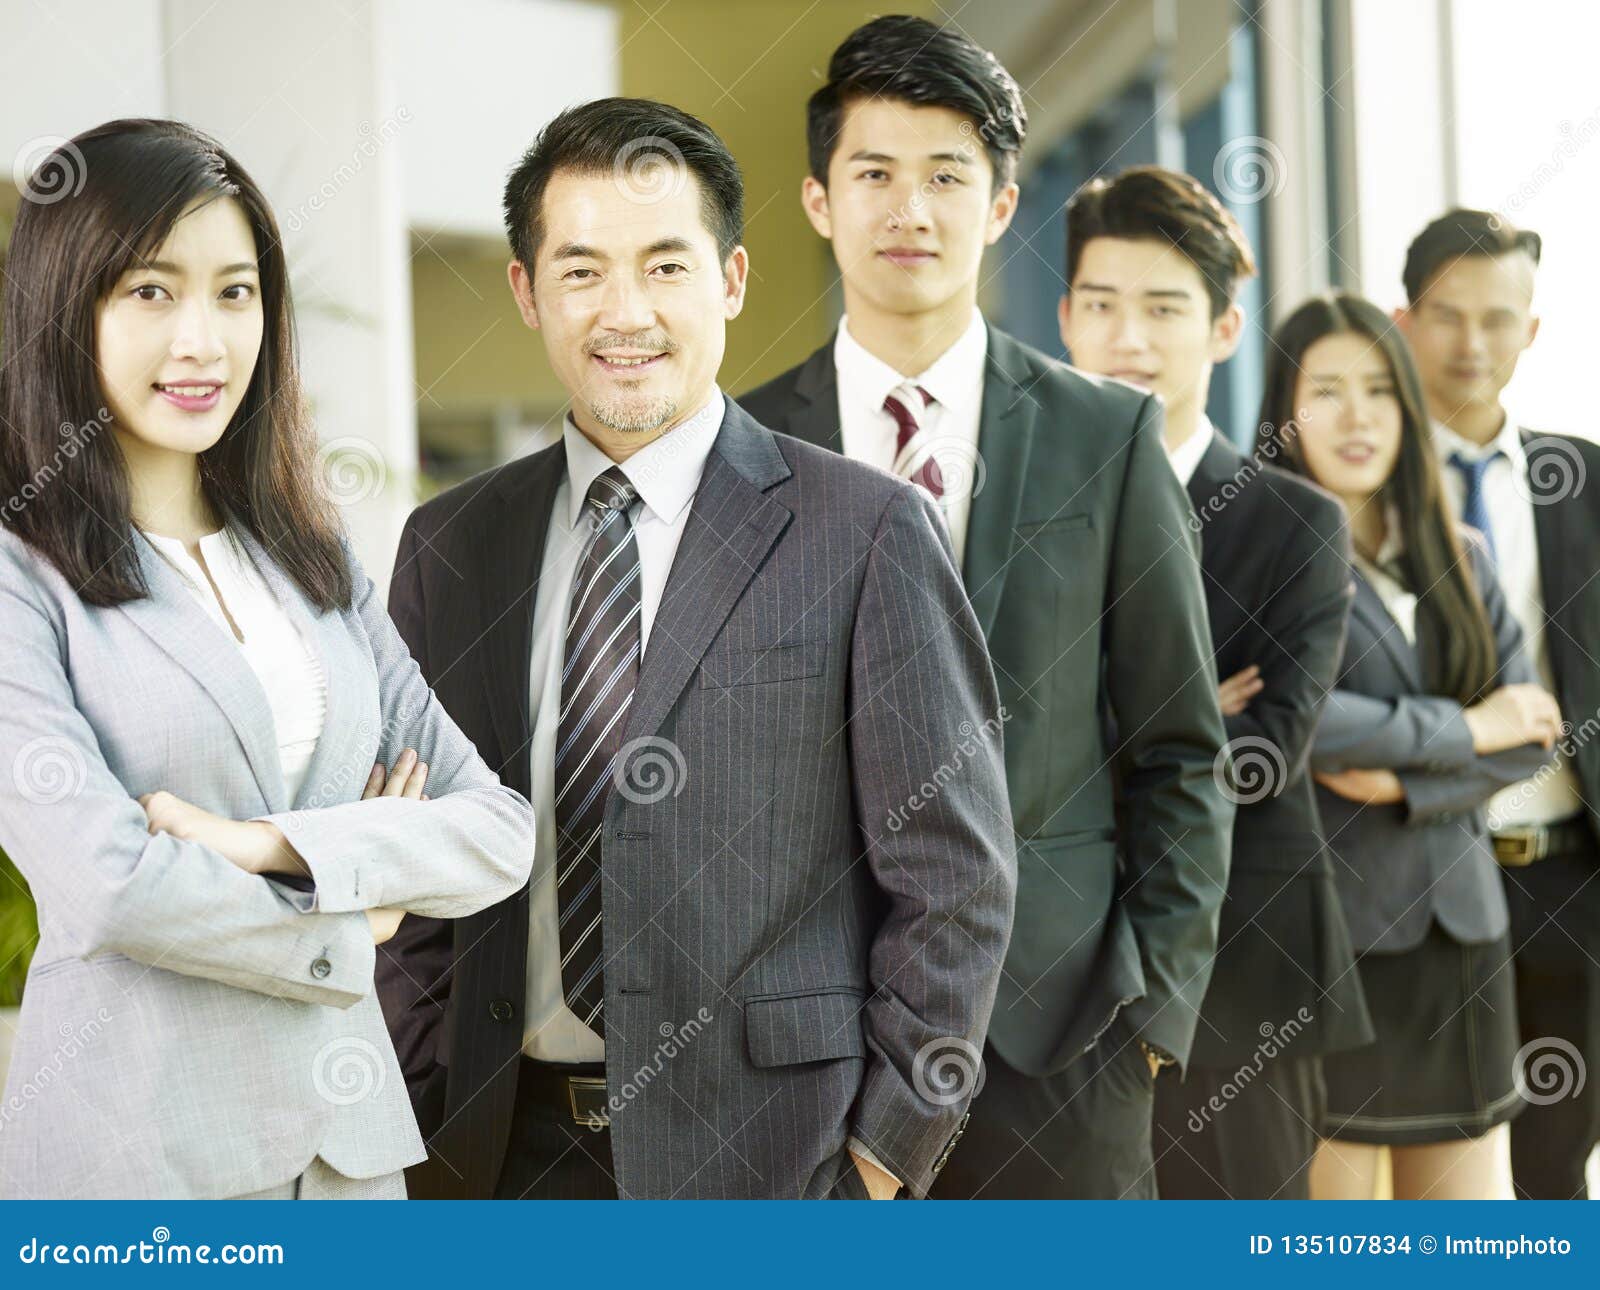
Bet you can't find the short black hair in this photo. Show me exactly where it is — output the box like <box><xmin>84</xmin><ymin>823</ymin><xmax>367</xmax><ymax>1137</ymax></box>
<box><xmin>807</xmin><ymin>15</ymin><xmax>1027</xmax><ymax>188</ymax></box>
<box><xmin>1402</xmin><ymin>208</ymin><xmax>1541</xmax><ymax>304</ymax></box>
<box><xmin>502</xmin><ymin>96</ymin><xmax>744</xmax><ymax>270</ymax></box>
<box><xmin>1065</xmin><ymin>166</ymin><xmax>1257</xmax><ymax>319</ymax></box>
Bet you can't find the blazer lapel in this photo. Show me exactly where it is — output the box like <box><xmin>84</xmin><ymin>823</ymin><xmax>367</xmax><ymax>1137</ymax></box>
<box><xmin>963</xmin><ymin>327</ymin><xmax>1040</xmax><ymax>639</ymax></box>
<box><xmin>480</xmin><ymin>446</ymin><xmax>564</xmax><ymax>797</ymax></box>
<box><xmin>1349</xmin><ymin>568</ymin><xmax>1424</xmax><ymax>690</ymax></box>
<box><xmin>1185</xmin><ymin>432</ymin><xmax>1245</xmax><ymax>516</ymax></box>
<box><xmin>777</xmin><ymin>340</ymin><xmax>845</xmax><ymax>452</ymax></box>
<box><xmin>620</xmin><ymin>403</ymin><xmax>794</xmax><ymax>749</ymax></box>
<box><xmin>117</xmin><ymin>529</ymin><xmax>289</xmax><ymax>812</ymax></box>
<box><xmin>1524</xmin><ymin>431</ymin><xmax>1574</xmax><ymax>668</ymax></box>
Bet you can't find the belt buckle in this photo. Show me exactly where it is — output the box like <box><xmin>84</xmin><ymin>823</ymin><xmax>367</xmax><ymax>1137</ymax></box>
<box><xmin>566</xmin><ymin>1076</ymin><xmax>610</xmax><ymax>1130</ymax></box>
<box><xmin>1493</xmin><ymin>827</ymin><xmax>1539</xmax><ymax>867</ymax></box>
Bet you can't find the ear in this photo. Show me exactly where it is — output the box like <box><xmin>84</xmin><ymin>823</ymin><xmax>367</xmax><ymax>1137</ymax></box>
<box><xmin>1392</xmin><ymin>304</ymin><xmax>1413</xmax><ymax>335</ymax></box>
<box><xmin>1210</xmin><ymin>301</ymin><xmax>1246</xmax><ymax>363</ymax></box>
<box><xmin>1056</xmin><ymin>294</ymin><xmax>1072</xmax><ymax>352</ymax></box>
<box><xmin>507</xmin><ymin>259</ymin><xmax>540</xmax><ymax>330</ymax></box>
<box><xmin>801</xmin><ymin>176</ymin><xmax>833</xmax><ymax>240</ymax></box>
<box><xmin>1526</xmin><ymin>313</ymin><xmax>1540</xmax><ymax>348</ymax></box>
<box><xmin>723</xmin><ymin>245</ymin><xmax>750</xmax><ymax>321</ymax></box>
<box><xmin>985</xmin><ymin>180</ymin><xmax>1020</xmax><ymax>246</ymax></box>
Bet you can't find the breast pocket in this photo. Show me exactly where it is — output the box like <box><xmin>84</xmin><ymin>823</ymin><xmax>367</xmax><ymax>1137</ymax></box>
<box><xmin>697</xmin><ymin>640</ymin><xmax>826</xmax><ymax>688</ymax></box>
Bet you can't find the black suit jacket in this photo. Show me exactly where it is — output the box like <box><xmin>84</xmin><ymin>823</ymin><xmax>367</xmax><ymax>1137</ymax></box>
<box><xmin>1183</xmin><ymin>433</ymin><xmax>1373</xmax><ymax>1065</ymax></box>
<box><xmin>742</xmin><ymin>325</ymin><xmax>1233</xmax><ymax>1075</ymax></box>
<box><xmin>1523</xmin><ymin>430</ymin><xmax>1600</xmax><ymax>843</ymax></box>
<box><xmin>374</xmin><ymin>400</ymin><xmax>1016</xmax><ymax>1198</ymax></box>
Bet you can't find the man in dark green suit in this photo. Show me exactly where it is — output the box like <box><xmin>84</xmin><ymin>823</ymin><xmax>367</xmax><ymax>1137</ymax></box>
<box><xmin>741</xmin><ymin>16</ymin><xmax>1232</xmax><ymax>1198</ymax></box>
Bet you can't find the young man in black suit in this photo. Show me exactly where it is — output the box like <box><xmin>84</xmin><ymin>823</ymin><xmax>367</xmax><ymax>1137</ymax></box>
<box><xmin>1058</xmin><ymin>166</ymin><xmax>1373</xmax><ymax>1198</ymax></box>
<box><xmin>1398</xmin><ymin>209</ymin><xmax>1600</xmax><ymax>1198</ymax></box>
<box><xmin>742</xmin><ymin>18</ymin><xmax>1233</xmax><ymax>1199</ymax></box>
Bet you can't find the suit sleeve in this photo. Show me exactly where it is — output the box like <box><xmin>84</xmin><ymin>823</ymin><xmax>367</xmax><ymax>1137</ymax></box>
<box><xmin>1396</xmin><ymin>541</ymin><xmax>1557</xmax><ymax>823</ymax></box>
<box><xmin>1103</xmin><ymin>394</ymin><xmax>1234</xmax><ymax>1071</ymax></box>
<box><xmin>845</xmin><ymin>484</ymin><xmax>1017</xmax><ymax>1199</ymax></box>
<box><xmin>254</xmin><ymin>536</ymin><xmax>534</xmax><ymax>918</ymax></box>
<box><xmin>0</xmin><ymin>539</ymin><xmax>376</xmax><ymax>1008</ymax></box>
<box><xmin>371</xmin><ymin>512</ymin><xmax>460</xmax><ymax>1137</ymax></box>
<box><xmin>1220</xmin><ymin>496</ymin><xmax>1354</xmax><ymax>790</ymax></box>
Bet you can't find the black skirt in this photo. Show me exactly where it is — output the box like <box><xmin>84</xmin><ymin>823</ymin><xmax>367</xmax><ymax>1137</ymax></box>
<box><xmin>1322</xmin><ymin>921</ymin><xmax>1524</xmax><ymax>1145</ymax></box>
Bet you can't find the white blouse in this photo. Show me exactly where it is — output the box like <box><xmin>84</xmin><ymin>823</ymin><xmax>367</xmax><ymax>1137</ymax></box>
<box><xmin>141</xmin><ymin>528</ymin><xmax>327</xmax><ymax>800</ymax></box>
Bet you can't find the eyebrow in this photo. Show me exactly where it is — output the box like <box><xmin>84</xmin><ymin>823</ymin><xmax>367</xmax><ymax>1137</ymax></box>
<box><xmin>846</xmin><ymin>150</ymin><xmax>969</xmax><ymax>164</ymax></box>
<box><xmin>137</xmin><ymin>259</ymin><xmax>259</xmax><ymax>275</ymax></box>
<box><xmin>550</xmin><ymin>237</ymin><xmax>697</xmax><ymax>261</ymax></box>
<box><xmin>1076</xmin><ymin>281</ymin><xmax>1195</xmax><ymax>299</ymax></box>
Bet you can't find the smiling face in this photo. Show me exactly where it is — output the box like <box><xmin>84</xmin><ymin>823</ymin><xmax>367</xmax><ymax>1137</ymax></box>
<box><xmin>1397</xmin><ymin>250</ymin><xmax>1538</xmax><ymax>428</ymax></box>
<box><xmin>1290</xmin><ymin>331</ymin><xmax>1405</xmax><ymax>509</ymax></box>
<box><xmin>508</xmin><ymin>166</ymin><xmax>746</xmax><ymax>456</ymax></box>
<box><xmin>1059</xmin><ymin>236</ymin><xmax>1241</xmax><ymax>444</ymax></box>
<box><xmin>802</xmin><ymin>97</ymin><xmax>1016</xmax><ymax>325</ymax></box>
<box><xmin>95</xmin><ymin>196</ymin><xmax>264</xmax><ymax>463</ymax></box>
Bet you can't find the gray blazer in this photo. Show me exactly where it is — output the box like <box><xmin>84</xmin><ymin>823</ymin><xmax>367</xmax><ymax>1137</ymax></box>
<box><xmin>0</xmin><ymin>522</ymin><xmax>533</xmax><ymax>1199</ymax></box>
<box><xmin>1311</xmin><ymin>534</ymin><xmax>1555</xmax><ymax>953</ymax></box>
<box><xmin>377</xmin><ymin>401</ymin><xmax>1017</xmax><ymax>1199</ymax></box>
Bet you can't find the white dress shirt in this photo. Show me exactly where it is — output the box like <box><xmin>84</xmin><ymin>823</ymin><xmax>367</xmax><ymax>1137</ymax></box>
<box><xmin>142</xmin><ymin>528</ymin><xmax>326</xmax><ymax>800</ymax></box>
<box><xmin>1352</xmin><ymin>505</ymin><xmax>1419</xmax><ymax>647</ymax></box>
<box><xmin>833</xmin><ymin>308</ymin><xmax>987</xmax><ymax>564</ymax></box>
<box><xmin>1166</xmin><ymin>417</ymin><xmax>1218</xmax><ymax>488</ymax></box>
<box><xmin>1432</xmin><ymin>413</ymin><xmax>1584</xmax><ymax>826</ymax></box>
<box><xmin>521</xmin><ymin>390</ymin><xmax>724</xmax><ymax>1062</ymax></box>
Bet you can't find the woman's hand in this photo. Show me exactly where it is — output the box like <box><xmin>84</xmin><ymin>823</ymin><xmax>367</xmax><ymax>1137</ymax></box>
<box><xmin>1463</xmin><ymin>684</ymin><xmax>1563</xmax><ymax>754</ymax></box>
<box><xmin>138</xmin><ymin>791</ymin><xmax>305</xmax><ymax>876</ymax></box>
<box><xmin>1218</xmin><ymin>664</ymin><xmax>1263</xmax><ymax>717</ymax></box>
<box><xmin>361</xmin><ymin>748</ymin><xmax>429</xmax><ymax>801</ymax></box>
<box><xmin>365</xmin><ymin>907</ymin><xmax>405</xmax><ymax>945</ymax></box>
<box><xmin>1314</xmin><ymin>768</ymin><xmax>1406</xmax><ymax>804</ymax></box>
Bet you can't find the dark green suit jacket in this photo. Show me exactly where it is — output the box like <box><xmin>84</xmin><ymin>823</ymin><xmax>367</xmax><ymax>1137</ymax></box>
<box><xmin>742</xmin><ymin>324</ymin><xmax>1233</xmax><ymax>1074</ymax></box>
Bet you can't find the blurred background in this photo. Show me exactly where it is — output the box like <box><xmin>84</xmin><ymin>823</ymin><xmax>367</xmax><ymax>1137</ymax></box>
<box><xmin>0</xmin><ymin>2</ymin><xmax>1597</xmax><ymax>1189</ymax></box>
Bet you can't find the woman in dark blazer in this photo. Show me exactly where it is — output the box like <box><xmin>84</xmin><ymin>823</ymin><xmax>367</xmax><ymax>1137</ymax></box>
<box><xmin>1258</xmin><ymin>294</ymin><xmax>1559</xmax><ymax>1199</ymax></box>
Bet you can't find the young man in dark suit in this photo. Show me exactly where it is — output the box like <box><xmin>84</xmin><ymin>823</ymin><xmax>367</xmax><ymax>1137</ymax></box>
<box><xmin>742</xmin><ymin>18</ymin><xmax>1233</xmax><ymax>1199</ymax></box>
<box><xmin>1057</xmin><ymin>166</ymin><xmax>1374</xmax><ymax>1198</ymax></box>
<box><xmin>1398</xmin><ymin>209</ymin><xmax>1600</xmax><ymax>1198</ymax></box>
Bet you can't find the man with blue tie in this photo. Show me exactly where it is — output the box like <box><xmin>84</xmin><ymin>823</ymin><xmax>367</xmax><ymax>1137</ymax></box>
<box><xmin>1398</xmin><ymin>208</ymin><xmax>1600</xmax><ymax>1197</ymax></box>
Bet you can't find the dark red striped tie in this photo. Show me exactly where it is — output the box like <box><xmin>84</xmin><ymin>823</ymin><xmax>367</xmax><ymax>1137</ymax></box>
<box><xmin>883</xmin><ymin>382</ymin><xmax>944</xmax><ymax>499</ymax></box>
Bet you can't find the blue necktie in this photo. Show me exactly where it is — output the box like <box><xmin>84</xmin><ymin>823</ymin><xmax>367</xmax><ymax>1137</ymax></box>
<box><xmin>1448</xmin><ymin>450</ymin><xmax>1503</xmax><ymax>564</ymax></box>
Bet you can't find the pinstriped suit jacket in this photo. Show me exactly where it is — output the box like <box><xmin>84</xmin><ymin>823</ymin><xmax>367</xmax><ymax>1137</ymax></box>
<box><xmin>376</xmin><ymin>400</ymin><xmax>1018</xmax><ymax>1198</ymax></box>
<box><xmin>0</xmin><ymin>521</ymin><xmax>533</xmax><ymax>1199</ymax></box>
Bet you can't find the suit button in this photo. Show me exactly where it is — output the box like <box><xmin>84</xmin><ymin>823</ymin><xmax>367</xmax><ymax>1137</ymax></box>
<box><xmin>309</xmin><ymin>957</ymin><xmax>332</xmax><ymax>979</ymax></box>
<box><xmin>488</xmin><ymin>998</ymin><xmax>515</xmax><ymax>1023</ymax></box>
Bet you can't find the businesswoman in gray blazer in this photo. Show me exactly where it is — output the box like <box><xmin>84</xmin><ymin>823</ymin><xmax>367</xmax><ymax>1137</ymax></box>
<box><xmin>1257</xmin><ymin>294</ymin><xmax>1559</xmax><ymax>1199</ymax></box>
<box><xmin>0</xmin><ymin>120</ymin><xmax>534</xmax><ymax>1199</ymax></box>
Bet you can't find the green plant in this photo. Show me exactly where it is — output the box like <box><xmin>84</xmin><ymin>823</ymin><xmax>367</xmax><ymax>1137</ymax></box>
<box><xmin>0</xmin><ymin>848</ymin><xmax>38</xmax><ymax>1007</ymax></box>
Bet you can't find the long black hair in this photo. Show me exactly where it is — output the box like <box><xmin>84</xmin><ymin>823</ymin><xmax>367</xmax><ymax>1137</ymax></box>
<box><xmin>0</xmin><ymin>118</ymin><xmax>351</xmax><ymax>610</ymax></box>
<box><xmin>1257</xmin><ymin>292</ymin><xmax>1498</xmax><ymax>704</ymax></box>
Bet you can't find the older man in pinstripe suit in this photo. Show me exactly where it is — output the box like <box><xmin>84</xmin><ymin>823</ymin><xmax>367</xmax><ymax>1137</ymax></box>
<box><xmin>375</xmin><ymin>98</ymin><xmax>1016</xmax><ymax>1200</ymax></box>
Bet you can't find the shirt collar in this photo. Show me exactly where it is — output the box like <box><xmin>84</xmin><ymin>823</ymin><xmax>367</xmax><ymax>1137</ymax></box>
<box><xmin>1431</xmin><ymin>408</ymin><xmax>1525</xmax><ymax>472</ymax></box>
<box><xmin>563</xmin><ymin>387</ymin><xmax>725</xmax><ymax>529</ymax></box>
<box><xmin>1167</xmin><ymin>416</ymin><xmax>1217</xmax><ymax>487</ymax></box>
<box><xmin>833</xmin><ymin>307</ymin><xmax>988</xmax><ymax>412</ymax></box>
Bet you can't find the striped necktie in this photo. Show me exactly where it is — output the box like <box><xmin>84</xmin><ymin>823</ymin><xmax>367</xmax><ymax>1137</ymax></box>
<box><xmin>554</xmin><ymin>465</ymin><xmax>641</xmax><ymax>1037</ymax></box>
<box><xmin>884</xmin><ymin>381</ymin><xmax>944</xmax><ymax>500</ymax></box>
<box><xmin>1448</xmin><ymin>450</ymin><xmax>1503</xmax><ymax>564</ymax></box>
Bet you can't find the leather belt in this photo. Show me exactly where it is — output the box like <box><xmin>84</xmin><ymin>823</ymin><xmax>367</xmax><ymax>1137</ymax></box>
<box><xmin>1491</xmin><ymin>816</ymin><xmax>1593</xmax><ymax>867</ymax></box>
